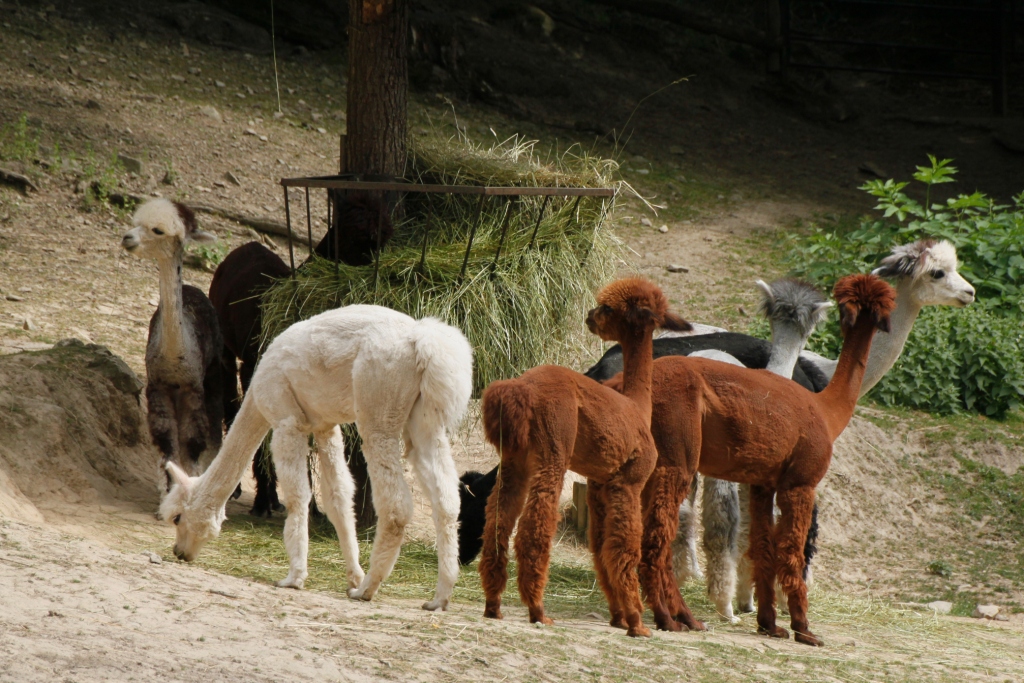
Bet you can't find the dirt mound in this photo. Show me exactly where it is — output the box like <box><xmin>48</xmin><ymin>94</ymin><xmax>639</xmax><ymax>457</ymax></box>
<box><xmin>0</xmin><ymin>339</ymin><xmax>157</xmax><ymax>523</ymax></box>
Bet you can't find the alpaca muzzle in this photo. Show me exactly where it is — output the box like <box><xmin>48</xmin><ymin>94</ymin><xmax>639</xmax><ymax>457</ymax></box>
<box><xmin>173</xmin><ymin>545</ymin><xmax>188</xmax><ymax>561</ymax></box>
<box><xmin>121</xmin><ymin>234</ymin><xmax>139</xmax><ymax>251</ymax></box>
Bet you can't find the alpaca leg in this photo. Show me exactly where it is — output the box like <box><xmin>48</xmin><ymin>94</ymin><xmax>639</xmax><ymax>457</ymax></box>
<box><xmin>803</xmin><ymin>502</ymin><xmax>819</xmax><ymax>585</ymax></box>
<box><xmin>702</xmin><ymin>477</ymin><xmax>740</xmax><ymax>624</ymax></box>
<box><xmin>749</xmin><ymin>485</ymin><xmax>786</xmax><ymax>639</ymax></box>
<box><xmin>734</xmin><ymin>483</ymin><xmax>756</xmax><ymax>613</ymax></box>
<box><xmin>479</xmin><ymin>457</ymin><xmax>530</xmax><ymax>620</ymax></box>
<box><xmin>640</xmin><ymin>466</ymin><xmax>694</xmax><ymax>632</ymax></box>
<box><xmin>671</xmin><ymin>474</ymin><xmax>702</xmax><ymax>584</ymax></box>
<box><xmin>314</xmin><ymin>426</ymin><xmax>365</xmax><ymax>591</ymax></box>
<box><xmin>243</xmin><ymin>360</ymin><xmax>281</xmax><ymax>516</ymax></box>
<box><xmin>348</xmin><ymin>433</ymin><xmax>413</xmax><ymax>602</ymax></box>
<box><xmin>404</xmin><ymin>403</ymin><xmax>460</xmax><ymax>612</ymax></box>
<box><xmin>601</xmin><ymin>468</ymin><xmax>652</xmax><ymax>638</ymax></box>
<box><xmin>775</xmin><ymin>486</ymin><xmax>821</xmax><ymax>646</ymax></box>
<box><xmin>587</xmin><ymin>481</ymin><xmax>624</xmax><ymax>629</ymax></box>
<box><xmin>146</xmin><ymin>385</ymin><xmax>178</xmax><ymax>491</ymax></box>
<box><xmin>513</xmin><ymin>461</ymin><xmax>567</xmax><ymax>626</ymax></box>
<box><xmin>176</xmin><ymin>388</ymin><xmax>211</xmax><ymax>476</ymax></box>
<box><xmin>273</xmin><ymin>422</ymin><xmax>313</xmax><ymax>589</ymax></box>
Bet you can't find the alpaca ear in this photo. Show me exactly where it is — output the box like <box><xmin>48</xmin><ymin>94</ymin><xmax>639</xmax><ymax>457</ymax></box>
<box><xmin>755</xmin><ymin>279</ymin><xmax>774</xmax><ymax>302</ymax></box>
<box><xmin>874</xmin><ymin>311</ymin><xmax>892</xmax><ymax>334</ymax></box>
<box><xmin>661</xmin><ymin>311</ymin><xmax>692</xmax><ymax>332</ymax></box>
<box><xmin>812</xmin><ymin>301</ymin><xmax>833</xmax><ymax>319</ymax></box>
<box><xmin>188</xmin><ymin>229</ymin><xmax>217</xmax><ymax>245</ymax></box>
<box><xmin>839</xmin><ymin>302</ymin><xmax>858</xmax><ymax>330</ymax></box>
<box><xmin>165</xmin><ymin>461</ymin><xmax>193</xmax><ymax>493</ymax></box>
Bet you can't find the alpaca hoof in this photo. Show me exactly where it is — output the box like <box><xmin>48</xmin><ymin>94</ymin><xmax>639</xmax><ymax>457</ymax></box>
<box><xmin>795</xmin><ymin>630</ymin><xmax>823</xmax><ymax>647</ymax></box>
<box><xmin>231</xmin><ymin>484</ymin><xmax>242</xmax><ymax>500</ymax></box>
<box><xmin>483</xmin><ymin>606</ymin><xmax>503</xmax><ymax>620</ymax></box>
<box><xmin>276</xmin><ymin>577</ymin><xmax>304</xmax><ymax>590</ymax></box>
<box><xmin>758</xmin><ymin>624</ymin><xmax>790</xmax><ymax>640</ymax></box>
<box><xmin>609</xmin><ymin>616</ymin><xmax>628</xmax><ymax>630</ymax></box>
<box><xmin>655</xmin><ymin>615</ymin><xmax>684</xmax><ymax>632</ymax></box>
<box><xmin>529</xmin><ymin>613</ymin><xmax>554</xmax><ymax>626</ymax></box>
<box><xmin>726</xmin><ymin>615</ymin><xmax>741</xmax><ymax>625</ymax></box>
<box><xmin>738</xmin><ymin>602</ymin><xmax>755</xmax><ymax>614</ymax></box>
<box><xmin>422</xmin><ymin>598</ymin><xmax>449</xmax><ymax>612</ymax></box>
<box><xmin>627</xmin><ymin>625</ymin><xmax>652</xmax><ymax>638</ymax></box>
<box><xmin>347</xmin><ymin>587</ymin><xmax>373</xmax><ymax>601</ymax></box>
<box><xmin>347</xmin><ymin>572</ymin><xmax>365</xmax><ymax>591</ymax></box>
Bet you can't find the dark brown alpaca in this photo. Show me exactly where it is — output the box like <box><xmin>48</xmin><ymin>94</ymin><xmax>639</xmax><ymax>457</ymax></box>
<box><xmin>608</xmin><ymin>274</ymin><xmax>896</xmax><ymax>644</ymax></box>
<box><xmin>478</xmin><ymin>278</ymin><xmax>690</xmax><ymax>638</ymax></box>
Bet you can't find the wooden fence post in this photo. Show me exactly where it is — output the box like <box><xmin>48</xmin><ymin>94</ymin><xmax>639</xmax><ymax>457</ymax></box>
<box><xmin>572</xmin><ymin>481</ymin><xmax>589</xmax><ymax>535</ymax></box>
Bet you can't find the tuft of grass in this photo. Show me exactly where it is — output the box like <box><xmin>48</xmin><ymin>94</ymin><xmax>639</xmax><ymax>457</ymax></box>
<box><xmin>261</xmin><ymin>133</ymin><xmax>623</xmax><ymax>392</ymax></box>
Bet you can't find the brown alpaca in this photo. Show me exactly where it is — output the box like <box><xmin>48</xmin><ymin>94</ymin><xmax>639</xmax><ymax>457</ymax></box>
<box><xmin>607</xmin><ymin>274</ymin><xmax>896</xmax><ymax>644</ymax></box>
<box><xmin>478</xmin><ymin>278</ymin><xmax>690</xmax><ymax>638</ymax></box>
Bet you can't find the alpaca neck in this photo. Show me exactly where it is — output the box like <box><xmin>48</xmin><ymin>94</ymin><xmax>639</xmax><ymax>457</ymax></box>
<box><xmin>155</xmin><ymin>249</ymin><xmax>188</xmax><ymax>361</ymax></box>
<box><xmin>619</xmin><ymin>329</ymin><xmax>655</xmax><ymax>420</ymax></box>
<box><xmin>858</xmin><ymin>283</ymin><xmax>920</xmax><ymax>397</ymax></box>
<box><xmin>766</xmin><ymin>323</ymin><xmax>809</xmax><ymax>378</ymax></box>
<box><xmin>816</xmin><ymin>318</ymin><xmax>877</xmax><ymax>440</ymax></box>
<box><xmin>193</xmin><ymin>397</ymin><xmax>268</xmax><ymax>511</ymax></box>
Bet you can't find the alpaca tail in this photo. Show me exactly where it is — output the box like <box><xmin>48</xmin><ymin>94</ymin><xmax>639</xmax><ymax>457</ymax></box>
<box><xmin>412</xmin><ymin>317</ymin><xmax>474</xmax><ymax>433</ymax></box>
<box><xmin>481</xmin><ymin>379</ymin><xmax>534</xmax><ymax>457</ymax></box>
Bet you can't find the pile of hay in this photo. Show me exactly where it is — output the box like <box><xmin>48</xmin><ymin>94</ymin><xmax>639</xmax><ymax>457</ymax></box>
<box><xmin>261</xmin><ymin>134</ymin><xmax>622</xmax><ymax>392</ymax></box>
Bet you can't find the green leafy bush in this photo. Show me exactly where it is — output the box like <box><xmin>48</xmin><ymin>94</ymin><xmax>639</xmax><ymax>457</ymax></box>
<box><xmin>785</xmin><ymin>157</ymin><xmax>1024</xmax><ymax>417</ymax></box>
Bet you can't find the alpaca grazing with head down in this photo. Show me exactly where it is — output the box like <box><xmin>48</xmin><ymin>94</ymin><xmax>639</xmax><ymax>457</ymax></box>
<box><xmin>160</xmin><ymin>304</ymin><xmax>472</xmax><ymax>610</ymax></box>
<box><xmin>606</xmin><ymin>273</ymin><xmax>896</xmax><ymax>643</ymax></box>
<box><xmin>479</xmin><ymin>277</ymin><xmax>690</xmax><ymax>638</ymax></box>
<box><xmin>121</xmin><ymin>198</ymin><xmax>225</xmax><ymax>489</ymax></box>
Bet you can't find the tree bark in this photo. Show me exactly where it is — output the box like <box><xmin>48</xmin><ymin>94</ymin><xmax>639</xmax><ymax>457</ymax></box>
<box><xmin>343</xmin><ymin>0</ymin><xmax>410</xmax><ymax>530</ymax></box>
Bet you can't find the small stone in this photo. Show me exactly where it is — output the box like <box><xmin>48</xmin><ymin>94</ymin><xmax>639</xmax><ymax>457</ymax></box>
<box><xmin>18</xmin><ymin>287</ymin><xmax>31</xmax><ymax>293</ymax></box>
<box><xmin>273</xmin><ymin>111</ymin><xmax>284</xmax><ymax>119</ymax></box>
<box><xmin>640</xmin><ymin>217</ymin><xmax>652</xmax><ymax>227</ymax></box>
<box><xmin>224</xmin><ymin>171</ymin><xmax>241</xmax><ymax>186</ymax></box>
<box><xmin>213</xmin><ymin>180</ymin><xmax>226</xmax><ymax>188</ymax></box>
<box><xmin>22</xmin><ymin>317</ymin><xmax>36</xmax><ymax>331</ymax></box>
<box><xmin>258</xmin><ymin>135</ymin><xmax>268</xmax><ymax>142</ymax></box>
<box><xmin>973</xmin><ymin>604</ymin><xmax>1000</xmax><ymax>619</ymax></box>
<box><xmin>738</xmin><ymin>306</ymin><xmax>748</xmax><ymax>316</ymax></box>
<box><xmin>658</xmin><ymin>225</ymin><xmax>669</xmax><ymax>234</ymax></box>
<box><xmin>170</xmin><ymin>74</ymin><xmax>185</xmax><ymax>82</ymax></box>
<box><xmin>583</xmin><ymin>612</ymin><xmax>604</xmax><ymax>621</ymax></box>
<box><xmin>199</xmin><ymin>105</ymin><xmax>221</xmax><ymax>122</ymax></box>
<box><xmin>215</xmin><ymin>80</ymin><xmax>226</xmax><ymax>88</ymax></box>
<box><xmin>925</xmin><ymin>600</ymin><xmax>953</xmax><ymax>615</ymax></box>
<box><xmin>145</xmin><ymin>551</ymin><xmax>162</xmax><ymax>564</ymax></box>
<box><xmin>994</xmin><ymin>613</ymin><xmax>1009</xmax><ymax>621</ymax></box>
<box><xmin>188</xmin><ymin>66</ymin><xmax>201</xmax><ymax>76</ymax></box>
<box><xmin>85</xmin><ymin>98</ymin><xmax>101</xmax><ymax>110</ymax></box>
<box><xmin>666</xmin><ymin>264</ymin><xmax>688</xmax><ymax>273</ymax></box>
<box><xmin>244</xmin><ymin>128</ymin><xmax>258</xmax><ymax>136</ymax></box>
<box><xmin>316</xmin><ymin>127</ymin><xmax>327</xmax><ymax>134</ymax></box>
<box><xmin>181</xmin><ymin>42</ymin><xmax>190</xmax><ymax>57</ymax></box>
<box><xmin>636</xmin><ymin>169</ymin><xmax>649</xmax><ymax>175</ymax></box>
<box><xmin>7</xmin><ymin>294</ymin><xmax>25</xmax><ymax>302</ymax></box>
<box><xmin>117</xmin><ymin>154</ymin><xmax>143</xmax><ymax>174</ymax></box>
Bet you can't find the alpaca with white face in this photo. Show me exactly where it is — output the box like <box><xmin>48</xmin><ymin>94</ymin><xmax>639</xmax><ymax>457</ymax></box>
<box><xmin>160</xmin><ymin>305</ymin><xmax>473</xmax><ymax>611</ymax></box>
<box><xmin>121</xmin><ymin>199</ymin><xmax>224</xmax><ymax>488</ymax></box>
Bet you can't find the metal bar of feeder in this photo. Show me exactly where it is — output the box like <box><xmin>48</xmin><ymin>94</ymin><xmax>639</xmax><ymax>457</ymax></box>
<box><xmin>280</xmin><ymin>177</ymin><xmax>615</xmax><ymax>197</ymax></box>
<box><xmin>373</xmin><ymin>192</ymin><xmax>384</xmax><ymax>292</ymax></box>
<box><xmin>491</xmin><ymin>197</ymin><xmax>515</xmax><ymax>272</ymax></box>
<box><xmin>284</xmin><ymin>186</ymin><xmax>295</xmax><ymax>277</ymax></box>
<box><xmin>419</xmin><ymin>196</ymin><xmax>433</xmax><ymax>272</ymax></box>
<box><xmin>459</xmin><ymin>195</ymin><xmax>487</xmax><ymax>280</ymax></box>
<box><xmin>326</xmin><ymin>190</ymin><xmax>332</xmax><ymax>250</ymax></box>
<box><xmin>528</xmin><ymin>196</ymin><xmax>550</xmax><ymax>250</ymax></box>
<box><xmin>305</xmin><ymin>187</ymin><xmax>313</xmax><ymax>259</ymax></box>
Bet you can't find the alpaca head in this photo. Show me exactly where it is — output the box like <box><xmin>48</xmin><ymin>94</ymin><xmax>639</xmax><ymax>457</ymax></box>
<box><xmin>121</xmin><ymin>198</ymin><xmax>216</xmax><ymax>261</ymax></box>
<box><xmin>160</xmin><ymin>461</ymin><xmax>226</xmax><ymax>562</ymax></box>
<box><xmin>871</xmin><ymin>239</ymin><xmax>975</xmax><ymax>308</ymax></box>
<box><xmin>586</xmin><ymin>277</ymin><xmax>691</xmax><ymax>342</ymax></box>
<box><xmin>755</xmin><ymin>278</ymin><xmax>832</xmax><ymax>340</ymax></box>
<box><xmin>833</xmin><ymin>274</ymin><xmax>897</xmax><ymax>335</ymax></box>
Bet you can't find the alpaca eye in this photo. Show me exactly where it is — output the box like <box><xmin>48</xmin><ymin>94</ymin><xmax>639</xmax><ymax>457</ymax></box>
<box><xmin>173</xmin><ymin>514</ymin><xmax>181</xmax><ymax>525</ymax></box>
<box><xmin>931</xmin><ymin>270</ymin><xmax>945</xmax><ymax>279</ymax></box>
<box><xmin>152</xmin><ymin>228</ymin><xmax>165</xmax><ymax>235</ymax></box>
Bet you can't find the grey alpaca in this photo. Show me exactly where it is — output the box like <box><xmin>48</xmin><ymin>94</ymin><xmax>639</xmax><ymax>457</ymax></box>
<box><xmin>121</xmin><ymin>199</ymin><xmax>225</xmax><ymax>489</ymax></box>
<box><xmin>675</xmin><ymin>279</ymin><xmax>831</xmax><ymax>622</ymax></box>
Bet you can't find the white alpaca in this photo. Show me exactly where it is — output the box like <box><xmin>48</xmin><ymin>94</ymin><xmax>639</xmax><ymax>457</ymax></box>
<box><xmin>160</xmin><ymin>305</ymin><xmax>473</xmax><ymax>611</ymax></box>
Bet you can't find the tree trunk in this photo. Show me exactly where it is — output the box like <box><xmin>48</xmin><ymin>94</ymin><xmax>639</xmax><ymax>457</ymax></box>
<box><xmin>343</xmin><ymin>0</ymin><xmax>409</xmax><ymax>530</ymax></box>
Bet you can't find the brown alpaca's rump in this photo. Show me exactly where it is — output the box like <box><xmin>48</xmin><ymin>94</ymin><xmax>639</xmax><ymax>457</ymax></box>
<box><xmin>479</xmin><ymin>277</ymin><xmax>687</xmax><ymax>639</ymax></box>
<box><xmin>615</xmin><ymin>274</ymin><xmax>896</xmax><ymax>644</ymax></box>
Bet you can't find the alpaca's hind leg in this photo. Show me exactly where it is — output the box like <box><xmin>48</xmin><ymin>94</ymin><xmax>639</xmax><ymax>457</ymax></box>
<box><xmin>734</xmin><ymin>483</ymin><xmax>755</xmax><ymax>613</ymax></box>
<box><xmin>146</xmin><ymin>385</ymin><xmax>178</xmax><ymax>491</ymax></box>
<box><xmin>273</xmin><ymin>422</ymin><xmax>313</xmax><ymax>589</ymax></box>
<box><xmin>479</xmin><ymin>456</ymin><xmax>530</xmax><ymax>620</ymax></box>
<box><xmin>348</xmin><ymin>433</ymin><xmax>413</xmax><ymax>602</ymax></box>
<box><xmin>672</xmin><ymin>474</ymin><xmax>702</xmax><ymax>584</ymax></box>
<box><xmin>702</xmin><ymin>478</ymin><xmax>740</xmax><ymax>624</ymax></box>
<box><xmin>405</xmin><ymin>403</ymin><xmax>460</xmax><ymax>612</ymax></box>
<box><xmin>177</xmin><ymin>388</ymin><xmax>212</xmax><ymax>476</ymax></box>
<box><xmin>749</xmin><ymin>485</ymin><xmax>786</xmax><ymax>639</ymax></box>
<box><xmin>587</xmin><ymin>481</ymin><xmax>624</xmax><ymax>629</ymax></box>
<box><xmin>775</xmin><ymin>486</ymin><xmax>821</xmax><ymax>646</ymax></box>
<box><xmin>513</xmin><ymin>461</ymin><xmax>567</xmax><ymax>626</ymax></box>
<box><xmin>315</xmin><ymin>426</ymin><xmax>365</xmax><ymax>591</ymax></box>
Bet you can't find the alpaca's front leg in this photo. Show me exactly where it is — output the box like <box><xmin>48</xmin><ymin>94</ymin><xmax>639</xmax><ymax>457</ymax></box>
<box><xmin>348</xmin><ymin>434</ymin><xmax>412</xmax><ymax>602</ymax></box>
<box><xmin>273</xmin><ymin>426</ymin><xmax>312</xmax><ymax>589</ymax></box>
<box><xmin>672</xmin><ymin>479</ymin><xmax>702</xmax><ymax>583</ymax></box>
<box><xmin>735</xmin><ymin>483</ymin><xmax>756</xmax><ymax>613</ymax></box>
<box><xmin>405</xmin><ymin>416</ymin><xmax>460</xmax><ymax>611</ymax></box>
<box><xmin>315</xmin><ymin>427</ymin><xmax>365</xmax><ymax>591</ymax></box>
<box><xmin>749</xmin><ymin>485</ymin><xmax>786</xmax><ymax>639</ymax></box>
<box><xmin>702</xmin><ymin>478</ymin><xmax>741</xmax><ymax>624</ymax></box>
